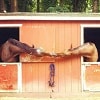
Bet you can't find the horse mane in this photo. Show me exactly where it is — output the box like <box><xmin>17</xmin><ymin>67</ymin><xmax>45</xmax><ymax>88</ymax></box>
<box><xmin>70</xmin><ymin>42</ymin><xmax>93</xmax><ymax>51</ymax></box>
<box><xmin>7</xmin><ymin>38</ymin><xmax>34</xmax><ymax>53</ymax></box>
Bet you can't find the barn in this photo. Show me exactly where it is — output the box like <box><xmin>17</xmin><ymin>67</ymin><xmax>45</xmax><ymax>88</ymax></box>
<box><xmin>0</xmin><ymin>13</ymin><xmax>100</xmax><ymax>98</ymax></box>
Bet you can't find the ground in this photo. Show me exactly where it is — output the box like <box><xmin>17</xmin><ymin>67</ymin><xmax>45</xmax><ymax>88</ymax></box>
<box><xmin>0</xmin><ymin>97</ymin><xmax>100</xmax><ymax>100</ymax></box>
<box><xmin>0</xmin><ymin>93</ymin><xmax>100</xmax><ymax>100</ymax></box>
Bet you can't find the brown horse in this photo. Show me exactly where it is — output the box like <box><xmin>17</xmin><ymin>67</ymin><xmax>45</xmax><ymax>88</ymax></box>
<box><xmin>64</xmin><ymin>42</ymin><xmax>98</xmax><ymax>62</ymax></box>
<box><xmin>0</xmin><ymin>38</ymin><xmax>52</xmax><ymax>62</ymax></box>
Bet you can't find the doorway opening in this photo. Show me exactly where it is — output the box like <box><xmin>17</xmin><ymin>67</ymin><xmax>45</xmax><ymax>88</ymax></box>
<box><xmin>84</xmin><ymin>28</ymin><xmax>100</xmax><ymax>62</ymax></box>
<box><xmin>81</xmin><ymin>25</ymin><xmax>100</xmax><ymax>62</ymax></box>
<box><xmin>0</xmin><ymin>27</ymin><xmax>19</xmax><ymax>62</ymax></box>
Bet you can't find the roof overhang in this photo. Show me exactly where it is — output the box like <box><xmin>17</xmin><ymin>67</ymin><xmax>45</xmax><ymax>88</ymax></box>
<box><xmin>0</xmin><ymin>13</ymin><xmax>100</xmax><ymax>21</ymax></box>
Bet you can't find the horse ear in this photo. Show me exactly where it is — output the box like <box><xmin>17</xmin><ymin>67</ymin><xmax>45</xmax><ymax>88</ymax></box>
<box><xmin>32</xmin><ymin>44</ymin><xmax>34</xmax><ymax>48</ymax></box>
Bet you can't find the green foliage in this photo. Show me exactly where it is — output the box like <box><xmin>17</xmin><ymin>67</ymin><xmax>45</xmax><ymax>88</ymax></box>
<box><xmin>41</xmin><ymin>0</ymin><xmax>57</xmax><ymax>12</ymax></box>
<box><xmin>2</xmin><ymin>0</ymin><xmax>100</xmax><ymax>13</ymax></box>
<box><xmin>42</xmin><ymin>0</ymin><xmax>72</xmax><ymax>12</ymax></box>
<box><xmin>18</xmin><ymin>0</ymin><xmax>36</xmax><ymax>12</ymax></box>
<box><xmin>47</xmin><ymin>5</ymin><xmax>72</xmax><ymax>12</ymax></box>
<box><xmin>86</xmin><ymin>0</ymin><xmax>92</xmax><ymax>12</ymax></box>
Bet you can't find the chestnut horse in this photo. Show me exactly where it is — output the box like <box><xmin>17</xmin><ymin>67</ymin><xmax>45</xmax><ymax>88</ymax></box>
<box><xmin>64</xmin><ymin>42</ymin><xmax>98</xmax><ymax>62</ymax></box>
<box><xmin>0</xmin><ymin>38</ymin><xmax>52</xmax><ymax>62</ymax></box>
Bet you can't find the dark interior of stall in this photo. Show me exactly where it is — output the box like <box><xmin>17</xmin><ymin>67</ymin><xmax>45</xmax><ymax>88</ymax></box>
<box><xmin>0</xmin><ymin>27</ymin><xmax>19</xmax><ymax>62</ymax></box>
<box><xmin>84</xmin><ymin>28</ymin><xmax>100</xmax><ymax>62</ymax></box>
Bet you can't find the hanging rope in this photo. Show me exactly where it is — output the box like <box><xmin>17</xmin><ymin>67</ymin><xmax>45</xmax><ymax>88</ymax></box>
<box><xmin>48</xmin><ymin>63</ymin><xmax>55</xmax><ymax>87</ymax></box>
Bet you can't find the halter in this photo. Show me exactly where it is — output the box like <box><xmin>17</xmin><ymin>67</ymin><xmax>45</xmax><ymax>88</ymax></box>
<box><xmin>48</xmin><ymin>63</ymin><xmax>55</xmax><ymax>87</ymax></box>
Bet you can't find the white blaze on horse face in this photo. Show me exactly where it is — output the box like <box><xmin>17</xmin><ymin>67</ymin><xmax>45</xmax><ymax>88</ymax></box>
<box><xmin>36</xmin><ymin>49</ymin><xmax>41</xmax><ymax>54</ymax></box>
<box><xmin>36</xmin><ymin>47</ymin><xmax>45</xmax><ymax>54</ymax></box>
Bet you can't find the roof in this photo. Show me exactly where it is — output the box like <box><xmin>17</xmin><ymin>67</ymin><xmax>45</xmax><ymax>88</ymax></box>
<box><xmin>0</xmin><ymin>13</ymin><xmax>100</xmax><ymax>21</ymax></box>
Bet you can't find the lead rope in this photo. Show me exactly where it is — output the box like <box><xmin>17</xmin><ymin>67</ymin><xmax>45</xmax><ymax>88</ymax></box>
<box><xmin>48</xmin><ymin>63</ymin><xmax>55</xmax><ymax>98</ymax></box>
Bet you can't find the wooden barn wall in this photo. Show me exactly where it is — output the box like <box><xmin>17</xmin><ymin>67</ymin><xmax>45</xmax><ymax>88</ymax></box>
<box><xmin>20</xmin><ymin>20</ymin><xmax>81</xmax><ymax>93</ymax></box>
<box><xmin>0</xmin><ymin>20</ymin><xmax>99</xmax><ymax>95</ymax></box>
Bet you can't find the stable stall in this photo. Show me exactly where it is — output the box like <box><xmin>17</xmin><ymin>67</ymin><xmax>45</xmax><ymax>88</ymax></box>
<box><xmin>0</xmin><ymin>13</ymin><xmax>100</xmax><ymax>97</ymax></box>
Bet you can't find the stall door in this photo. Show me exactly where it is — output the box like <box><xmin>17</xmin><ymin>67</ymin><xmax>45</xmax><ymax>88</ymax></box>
<box><xmin>0</xmin><ymin>63</ymin><xmax>22</xmax><ymax>92</ymax></box>
<box><xmin>82</xmin><ymin>63</ymin><xmax>100</xmax><ymax>91</ymax></box>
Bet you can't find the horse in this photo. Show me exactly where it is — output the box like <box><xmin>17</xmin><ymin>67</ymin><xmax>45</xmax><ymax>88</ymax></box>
<box><xmin>0</xmin><ymin>38</ymin><xmax>52</xmax><ymax>62</ymax></box>
<box><xmin>64</xmin><ymin>42</ymin><xmax>98</xmax><ymax>62</ymax></box>
<box><xmin>0</xmin><ymin>38</ymin><xmax>98</xmax><ymax>62</ymax></box>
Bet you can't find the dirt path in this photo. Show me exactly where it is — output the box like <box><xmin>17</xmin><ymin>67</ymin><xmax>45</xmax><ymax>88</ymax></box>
<box><xmin>0</xmin><ymin>92</ymin><xmax>100</xmax><ymax>100</ymax></box>
<box><xmin>0</xmin><ymin>96</ymin><xmax>100</xmax><ymax>100</ymax></box>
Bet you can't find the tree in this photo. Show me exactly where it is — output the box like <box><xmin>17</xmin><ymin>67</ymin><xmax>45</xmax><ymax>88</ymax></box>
<box><xmin>0</xmin><ymin>0</ymin><xmax>100</xmax><ymax>13</ymax></box>
<box><xmin>37</xmin><ymin>0</ymin><xmax>40</xmax><ymax>12</ymax></box>
<box><xmin>18</xmin><ymin>0</ymin><xmax>35</xmax><ymax>12</ymax></box>
<box><xmin>92</xmin><ymin>0</ymin><xmax>99</xmax><ymax>12</ymax></box>
<box><xmin>0</xmin><ymin>0</ymin><xmax>6</xmax><ymax>12</ymax></box>
<box><xmin>10</xmin><ymin>0</ymin><xmax>18</xmax><ymax>12</ymax></box>
<box><xmin>0</xmin><ymin>0</ymin><xmax>18</xmax><ymax>12</ymax></box>
<box><xmin>41</xmin><ymin>0</ymin><xmax>57</xmax><ymax>12</ymax></box>
<box><xmin>72</xmin><ymin>0</ymin><xmax>87</xmax><ymax>12</ymax></box>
